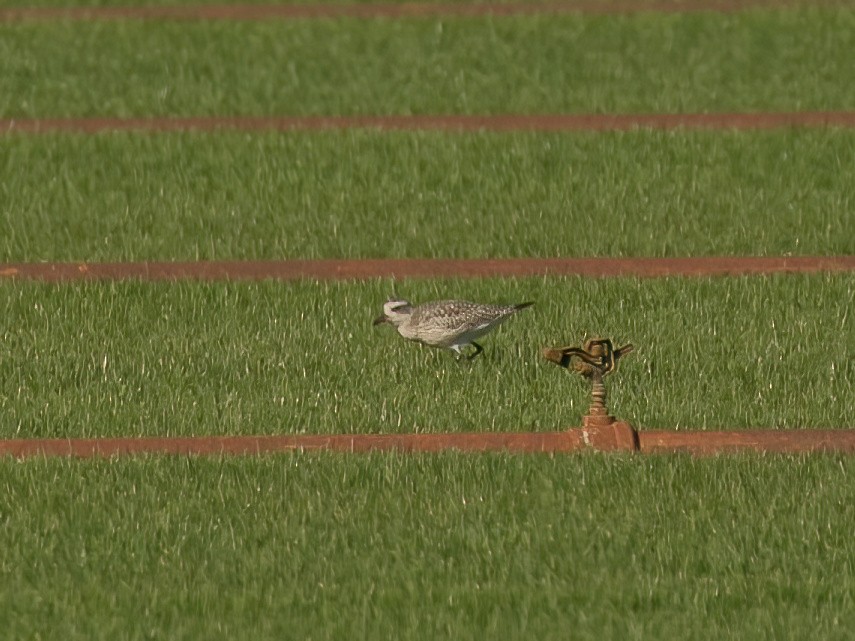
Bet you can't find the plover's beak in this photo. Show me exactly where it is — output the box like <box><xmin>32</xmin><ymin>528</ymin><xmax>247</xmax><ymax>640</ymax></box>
<box><xmin>373</xmin><ymin>314</ymin><xmax>389</xmax><ymax>326</ymax></box>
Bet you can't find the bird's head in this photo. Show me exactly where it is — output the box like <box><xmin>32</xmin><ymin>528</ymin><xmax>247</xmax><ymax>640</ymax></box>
<box><xmin>373</xmin><ymin>298</ymin><xmax>413</xmax><ymax>327</ymax></box>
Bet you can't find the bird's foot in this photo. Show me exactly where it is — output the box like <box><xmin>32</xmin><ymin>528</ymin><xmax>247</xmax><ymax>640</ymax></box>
<box><xmin>466</xmin><ymin>342</ymin><xmax>484</xmax><ymax>360</ymax></box>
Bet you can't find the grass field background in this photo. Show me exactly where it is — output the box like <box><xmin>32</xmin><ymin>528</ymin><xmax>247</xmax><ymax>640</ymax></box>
<box><xmin>2</xmin><ymin>130</ymin><xmax>854</xmax><ymax>261</ymax></box>
<box><xmin>1</xmin><ymin>275</ymin><xmax>851</xmax><ymax>438</ymax></box>
<box><xmin>3</xmin><ymin>10</ymin><xmax>855</xmax><ymax>117</ymax></box>
<box><xmin>3</xmin><ymin>1</ymin><xmax>855</xmax><ymax>639</ymax></box>
<box><xmin>1</xmin><ymin>454</ymin><xmax>853</xmax><ymax>640</ymax></box>
<box><xmin>7</xmin><ymin>0</ymin><xmax>846</xmax><ymax>8</ymax></box>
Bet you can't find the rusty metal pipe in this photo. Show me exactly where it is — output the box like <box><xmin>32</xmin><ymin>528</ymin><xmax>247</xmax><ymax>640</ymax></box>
<box><xmin>1</xmin><ymin>256</ymin><xmax>853</xmax><ymax>283</ymax></box>
<box><xmin>0</xmin><ymin>426</ymin><xmax>634</xmax><ymax>459</ymax></box>
<box><xmin>0</xmin><ymin>432</ymin><xmax>589</xmax><ymax>458</ymax></box>
<box><xmin>5</xmin><ymin>425</ymin><xmax>854</xmax><ymax>459</ymax></box>
<box><xmin>638</xmin><ymin>429</ymin><xmax>855</xmax><ymax>455</ymax></box>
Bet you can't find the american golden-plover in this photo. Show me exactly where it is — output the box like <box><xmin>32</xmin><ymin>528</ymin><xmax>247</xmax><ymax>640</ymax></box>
<box><xmin>373</xmin><ymin>298</ymin><xmax>534</xmax><ymax>359</ymax></box>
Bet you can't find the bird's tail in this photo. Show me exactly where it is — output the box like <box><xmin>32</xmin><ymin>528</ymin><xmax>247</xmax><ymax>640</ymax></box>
<box><xmin>514</xmin><ymin>302</ymin><xmax>535</xmax><ymax>311</ymax></box>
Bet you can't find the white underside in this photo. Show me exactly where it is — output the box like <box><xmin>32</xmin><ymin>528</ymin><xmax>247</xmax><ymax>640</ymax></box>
<box><xmin>399</xmin><ymin>319</ymin><xmax>504</xmax><ymax>351</ymax></box>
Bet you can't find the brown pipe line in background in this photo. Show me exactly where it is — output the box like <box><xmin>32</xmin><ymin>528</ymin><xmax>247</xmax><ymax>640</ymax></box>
<box><xmin>5</xmin><ymin>113</ymin><xmax>855</xmax><ymax>135</ymax></box>
<box><xmin>1</xmin><ymin>256</ymin><xmax>853</xmax><ymax>282</ymax></box>
<box><xmin>1</xmin><ymin>1</ymin><xmax>846</xmax><ymax>23</ymax></box>
<box><xmin>2</xmin><ymin>425</ymin><xmax>854</xmax><ymax>459</ymax></box>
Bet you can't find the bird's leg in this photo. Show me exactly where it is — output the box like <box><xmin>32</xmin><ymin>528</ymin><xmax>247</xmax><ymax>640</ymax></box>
<box><xmin>467</xmin><ymin>342</ymin><xmax>484</xmax><ymax>360</ymax></box>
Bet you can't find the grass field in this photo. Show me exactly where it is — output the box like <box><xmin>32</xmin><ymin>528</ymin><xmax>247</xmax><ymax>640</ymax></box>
<box><xmin>3</xmin><ymin>9</ymin><xmax>855</xmax><ymax>118</ymax></box>
<box><xmin>3</xmin><ymin>0</ymin><xmax>855</xmax><ymax>638</ymax></box>
<box><xmin>7</xmin><ymin>0</ymin><xmax>844</xmax><ymax>7</ymax></box>
<box><xmin>1</xmin><ymin>275</ymin><xmax>852</xmax><ymax>439</ymax></box>
<box><xmin>2</xmin><ymin>130</ymin><xmax>854</xmax><ymax>261</ymax></box>
<box><xmin>1</xmin><ymin>454</ymin><xmax>854</xmax><ymax>640</ymax></box>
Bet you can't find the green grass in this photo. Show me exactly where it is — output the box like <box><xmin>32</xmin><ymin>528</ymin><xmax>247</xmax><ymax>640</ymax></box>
<box><xmin>6</xmin><ymin>0</ymin><xmax>843</xmax><ymax>8</ymax></box>
<box><xmin>1</xmin><ymin>275</ymin><xmax>852</xmax><ymax>439</ymax></box>
<box><xmin>2</xmin><ymin>9</ymin><xmax>854</xmax><ymax>118</ymax></box>
<box><xmin>2</xmin><ymin>130</ymin><xmax>854</xmax><ymax>262</ymax></box>
<box><xmin>1</xmin><ymin>454</ymin><xmax>853</xmax><ymax>640</ymax></box>
<box><xmin>0</xmin><ymin>0</ymin><xmax>590</xmax><ymax>6</ymax></box>
<box><xmin>3</xmin><ymin>3</ymin><xmax>852</xmax><ymax>638</ymax></box>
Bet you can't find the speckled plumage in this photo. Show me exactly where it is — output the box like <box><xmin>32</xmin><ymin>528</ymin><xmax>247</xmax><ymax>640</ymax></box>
<box><xmin>373</xmin><ymin>298</ymin><xmax>533</xmax><ymax>359</ymax></box>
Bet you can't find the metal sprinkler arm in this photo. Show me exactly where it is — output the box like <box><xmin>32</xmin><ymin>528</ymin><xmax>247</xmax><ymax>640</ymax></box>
<box><xmin>542</xmin><ymin>337</ymin><xmax>634</xmax><ymax>429</ymax></box>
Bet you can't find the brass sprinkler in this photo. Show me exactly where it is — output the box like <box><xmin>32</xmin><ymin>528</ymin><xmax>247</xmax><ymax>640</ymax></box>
<box><xmin>542</xmin><ymin>337</ymin><xmax>634</xmax><ymax>428</ymax></box>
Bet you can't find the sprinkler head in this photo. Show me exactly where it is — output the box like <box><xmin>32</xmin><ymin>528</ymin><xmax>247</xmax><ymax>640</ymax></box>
<box><xmin>542</xmin><ymin>337</ymin><xmax>634</xmax><ymax>379</ymax></box>
<box><xmin>542</xmin><ymin>337</ymin><xmax>634</xmax><ymax>427</ymax></box>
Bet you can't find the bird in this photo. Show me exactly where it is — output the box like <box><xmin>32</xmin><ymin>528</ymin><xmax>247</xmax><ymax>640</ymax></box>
<box><xmin>373</xmin><ymin>298</ymin><xmax>534</xmax><ymax>359</ymax></box>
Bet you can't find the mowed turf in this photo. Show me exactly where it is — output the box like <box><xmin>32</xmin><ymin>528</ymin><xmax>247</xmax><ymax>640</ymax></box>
<box><xmin>2</xmin><ymin>129</ymin><xmax>854</xmax><ymax>262</ymax></box>
<box><xmin>3</xmin><ymin>5</ymin><xmax>853</xmax><ymax>641</ymax></box>
<box><xmin>2</xmin><ymin>9</ymin><xmax>855</xmax><ymax>118</ymax></box>
<box><xmin>1</xmin><ymin>454</ymin><xmax>853</xmax><ymax>640</ymax></box>
<box><xmin>5</xmin><ymin>0</ymin><xmax>838</xmax><ymax>8</ymax></box>
<box><xmin>1</xmin><ymin>274</ymin><xmax>852</xmax><ymax>439</ymax></box>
